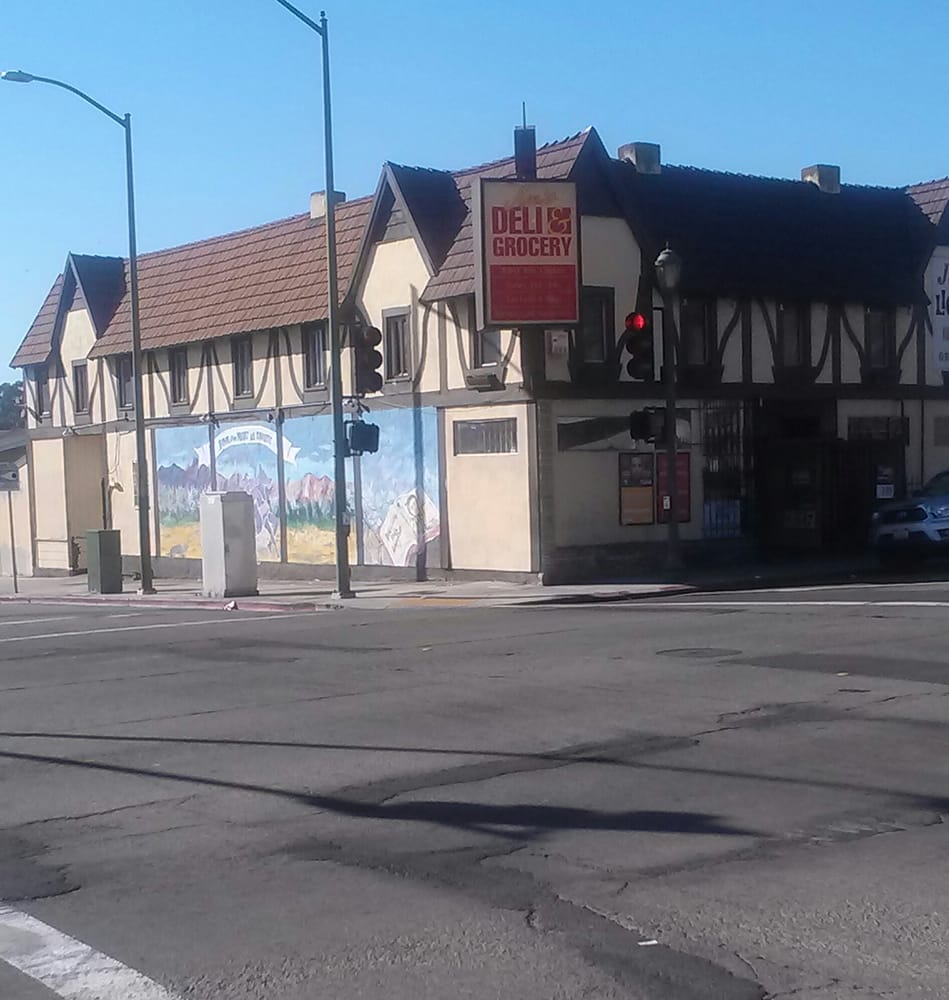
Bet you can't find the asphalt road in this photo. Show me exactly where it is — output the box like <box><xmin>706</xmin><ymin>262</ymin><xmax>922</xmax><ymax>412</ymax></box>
<box><xmin>1</xmin><ymin>582</ymin><xmax>948</xmax><ymax>999</ymax></box>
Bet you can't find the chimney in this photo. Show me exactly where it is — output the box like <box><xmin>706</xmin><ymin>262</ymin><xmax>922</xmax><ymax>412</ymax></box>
<box><xmin>514</xmin><ymin>125</ymin><xmax>537</xmax><ymax>180</ymax></box>
<box><xmin>801</xmin><ymin>164</ymin><xmax>840</xmax><ymax>194</ymax></box>
<box><xmin>310</xmin><ymin>190</ymin><xmax>347</xmax><ymax>219</ymax></box>
<box><xmin>618</xmin><ymin>141</ymin><xmax>661</xmax><ymax>174</ymax></box>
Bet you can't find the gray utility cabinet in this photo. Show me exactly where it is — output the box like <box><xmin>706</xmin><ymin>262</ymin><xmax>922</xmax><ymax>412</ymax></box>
<box><xmin>87</xmin><ymin>529</ymin><xmax>123</xmax><ymax>594</ymax></box>
<box><xmin>200</xmin><ymin>491</ymin><xmax>259</xmax><ymax>598</ymax></box>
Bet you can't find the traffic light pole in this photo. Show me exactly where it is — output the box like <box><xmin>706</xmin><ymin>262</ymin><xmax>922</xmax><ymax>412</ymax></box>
<box><xmin>275</xmin><ymin>2</ymin><xmax>353</xmax><ymax>597</ymax></box>
<box><xmin>662</xmin><ymin>294</ymin><xmax>683</xmax><ymax>572</ymax></box>
<box><xmin>318</xmin><ymin>14</ymin><xmax>353</xmax><ymax>599</ymax></box>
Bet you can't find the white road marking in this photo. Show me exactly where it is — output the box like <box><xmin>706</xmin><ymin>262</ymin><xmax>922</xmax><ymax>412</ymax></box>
<box><xmin>636</xmin><ymin>600</ymin><xmax>949</xmax><ymax>609</ymax></box>
<box><xmin>0</xmin><ymin>616</ymin><xmax>77</xmax><ymax>628</ymax></box>
<box><xmin>0</xmin><ymin>904</ymin><xmax>182</xmax><ymax>999</ymax></box>
<box><xmin>0</xmin><ymin>611</ymin><xmax>317</xmax><ymax>645</ymax></box>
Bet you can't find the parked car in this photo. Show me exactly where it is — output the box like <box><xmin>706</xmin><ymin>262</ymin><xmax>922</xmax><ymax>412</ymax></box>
<box><xmin>872</xmin><ymin>469</ymin><xmax>949</xmax><ymax>566</ymax></box>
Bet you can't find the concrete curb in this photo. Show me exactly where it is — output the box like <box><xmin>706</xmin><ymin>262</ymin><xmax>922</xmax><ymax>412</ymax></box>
<box><xmin>0</xmin><ymin>594</ymin><xmax>330</xmax><ymax>613</ymax></box>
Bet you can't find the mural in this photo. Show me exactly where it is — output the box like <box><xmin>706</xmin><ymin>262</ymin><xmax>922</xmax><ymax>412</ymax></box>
<box><xmin>154</xmin><ymin>405</ymin><xmax>440</xmax><ymax>568</ymax></box>
<box><xmin>281</xmin><ymin>412</ymin><xmax>354</xmax><ymax>564</ymax></box>
<box><xmin>359</xmin><ymin>407</ymin><xmax>440</xmax><ymax>567</ymax></box>
<box><xmin>155</xmin><ymin>424</ymin><xmax>210</xmax><ymax>559</ymax></box>
<box><xmin>212</xmin><ymin>423</ymin><xmax>281</xmax><ymax>561</ymax></box>
<box><xmin>155</xmin><ymin>421</ymin><xmax>282</xmax><ymax>561</ymax></box>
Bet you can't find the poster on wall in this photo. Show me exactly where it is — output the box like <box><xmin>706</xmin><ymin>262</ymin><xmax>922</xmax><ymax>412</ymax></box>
<box><xmin>359</xmin><ymin>407</ymin><xmax>440</xmax><ymax>567</ymax></box>
<box><xmin>618</xmin><ymin>452</ymin><xmax>655</xmax><ymax>525</ymax></box>
<box><xmin>473</xmin><ymin>178</ymin><xmax>579</xmax><ymax>328</ymax></box>
<box><xmin>929</xmin><ymin>249</ymin><xmax>949</xmax><ymax>373</ymax></box>
<box><xmin>656</xmin><ymin>452</ymin><xmax>691</xmax><ymax>524</ymax></box>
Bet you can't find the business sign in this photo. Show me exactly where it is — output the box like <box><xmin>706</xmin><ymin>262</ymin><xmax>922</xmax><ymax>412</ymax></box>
<box><xmin>473</xmin><ymin>178</ymin><xmax>579</xmax><ymax>328</ymax></box>
<box><xmin>929</xmin><ymin>249</ymin><xmax>949</xmax><ymax>373</ymax></box>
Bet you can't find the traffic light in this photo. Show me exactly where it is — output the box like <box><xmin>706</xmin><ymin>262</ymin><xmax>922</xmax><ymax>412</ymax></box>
<box><xmin>629</xmin><ymin>407</ymin><xmax>666</xmax><ymax>442</ymax></box>
<box><xmin>353</xmin><ymin>326</ymin><xmax>383</xmax><ymax>395</ymax></box>
<box><xmin>346</xmin><ymin>420</ymin><xmax>380</xmax><ymax>456</ymax></box>
<box><xmin>624</xmin><ymin>311</ymin><xmax>654</xmax><ymax>381</ymax></box>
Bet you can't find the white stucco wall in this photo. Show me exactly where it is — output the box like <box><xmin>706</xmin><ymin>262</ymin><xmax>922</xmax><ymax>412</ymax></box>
<box><xmin>444</xmin><ymin>403</ymin><xmax>534</xmax><ymax>571</ymax></box>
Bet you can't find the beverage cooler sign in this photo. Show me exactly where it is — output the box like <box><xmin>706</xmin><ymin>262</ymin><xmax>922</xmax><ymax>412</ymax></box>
<box><xmin>473</xmin><ymin>179</ymin><xmax>579</xmax><ymax>328</ymax></box>
<box><xmin>656</xmin><ymin>452</ymin><xmax>691</xmax><ymax>524</ymax></box>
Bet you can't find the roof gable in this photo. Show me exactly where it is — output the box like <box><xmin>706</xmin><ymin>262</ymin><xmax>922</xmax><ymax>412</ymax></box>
<box><xmin>11</xmin><ymin>272</ymin><xmax>66</xmax><ymax>368</ymax></box>
<box><xmin>420</xmin><ymin>128</ymin><xmax>596</xmax><ymax>302</ymax></box>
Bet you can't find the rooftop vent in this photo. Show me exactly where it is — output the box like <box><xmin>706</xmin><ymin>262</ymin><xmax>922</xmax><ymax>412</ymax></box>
<box><xmin>310</xmin><ymin>190</ymin><xmax>347</xmax><ymax>219</ymax></box>
<box><xmin>618</xmin><ymin>142</ymin><xmax>661</xmax><ymax>175</ymax></box>
<box><xmin>801</xmin><ymin>164</ymin><xmax>840</xmax><ymax>194</ymax></box>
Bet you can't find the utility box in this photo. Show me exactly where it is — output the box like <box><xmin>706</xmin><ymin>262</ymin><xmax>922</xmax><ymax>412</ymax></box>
<box><xmin>200</xmin><ymin>491</ymin><xmax>258</xmax><ymax>598</ymax></box>
<box><xmin>87</xmin><ymin>529</ymin><xmax>122</xmax><ymax>594</ymax></box>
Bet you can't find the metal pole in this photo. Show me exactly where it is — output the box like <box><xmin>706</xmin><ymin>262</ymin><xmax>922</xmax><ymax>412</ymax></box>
<box><xmin>7</xmin><ymin>490</ymin><xmax>17</xmax><ymax>595</ymax></box>
<box><xmin>662</xmin><ymin>292</ymin><xmax>682</xmax><ymax>572</ymax></box>
<box><xmin>320</xmin><ymin>12</ymin><xmax>353</xmax><ymax>598</ymax></box>
<box><xmin>124</xmin><ymin>114</ymin><xmax>154</xmax><ymax>593</ymax></box>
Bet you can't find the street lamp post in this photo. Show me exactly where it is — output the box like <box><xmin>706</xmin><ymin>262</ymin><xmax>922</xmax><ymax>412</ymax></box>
<box><xmin>273</xmin><ymin>2</ymin><xmax>353</xmax><ymax>598</ymax></box>
<box><xmin>654</xmin><ymin>245</ymin><xmax>683</xmax><ymax>573</ymax></box>
<box><xmin>2</xmin><ymin>70</ymin><xmax>154</xmax><ymax>594</ymax></box>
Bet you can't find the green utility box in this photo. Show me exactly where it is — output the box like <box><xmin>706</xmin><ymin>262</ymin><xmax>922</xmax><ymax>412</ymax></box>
<box><xmin>87</xmin><ymin>529</ymin><xmax>123</xmax><ymax>594</ymax></box>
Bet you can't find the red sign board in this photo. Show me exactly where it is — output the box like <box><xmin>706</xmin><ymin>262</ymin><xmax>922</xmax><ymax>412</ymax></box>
<box><xmin>474</xmin><ymin>179</ymin><xmax>579</xmax><ymax>328</ymax></box>
<box><xmin>656</xmin><ymin>452</ymin><xmax>691</xmax><ymax>523</ymax></box>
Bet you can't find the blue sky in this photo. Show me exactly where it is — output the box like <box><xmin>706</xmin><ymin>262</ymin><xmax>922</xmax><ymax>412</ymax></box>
<box><xmin>1</xmin><ymin>0</ymin><xmax>945</xmax><ymax>379</ymax></box>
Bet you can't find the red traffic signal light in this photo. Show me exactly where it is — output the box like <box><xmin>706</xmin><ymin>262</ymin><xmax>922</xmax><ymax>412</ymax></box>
<box><xmin>624</xmin><ymin>311</ymin><xmax>654</xmax><ymax>381</ymax></box>
<box><xmin>353</xmin><ymin>325</ymin><xmax>383</xmax><ymax>395</ymax></box>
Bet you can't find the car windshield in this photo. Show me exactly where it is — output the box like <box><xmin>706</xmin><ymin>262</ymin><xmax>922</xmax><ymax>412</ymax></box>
<box><xmin>920</xmin><ymin>472</ymin><xmax>949</xmax><ymax>497</ymax></box>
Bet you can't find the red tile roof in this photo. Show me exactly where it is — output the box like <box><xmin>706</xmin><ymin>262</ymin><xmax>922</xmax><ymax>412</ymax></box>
<box><xmin>420</xmin><ymin>129</ymin><xmax>593</xmax><ymax>302</ymax></box>
<box><xmin>86</xmin><ymin>198</ymin><xmax>371</xmax><ymax>358</ymax></box>
<box><xmin>907</xmin><ymin>177</ymin><xmax>949</xmax><ymax>225</ymax></box>
<box><xmin>11</xmin><ymin>273</ymin><xmax>64</xmax><ymax>367</ymax></box>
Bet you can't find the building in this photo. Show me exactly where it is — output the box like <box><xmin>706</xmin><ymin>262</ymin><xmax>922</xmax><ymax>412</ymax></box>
<box><xmin>11</xmin><ymin>126</ymin><xmax>949</xmax><ymax>582</ymax></box>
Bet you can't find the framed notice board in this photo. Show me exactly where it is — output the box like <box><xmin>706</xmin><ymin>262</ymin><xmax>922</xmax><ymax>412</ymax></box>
<box><xmin>619</xmin><ymin>452</ymin><xmax>655</xmax><ymax>525</ymax></box>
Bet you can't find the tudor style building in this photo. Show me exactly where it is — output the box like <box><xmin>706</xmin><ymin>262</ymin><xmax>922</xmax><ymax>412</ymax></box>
<box><xmin>10</xmin><ymin>126</ymin><xmax>949</xmax><ymax>582</ymax></box>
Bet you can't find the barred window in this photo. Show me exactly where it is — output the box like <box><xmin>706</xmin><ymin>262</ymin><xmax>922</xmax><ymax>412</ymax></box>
<box><xmin>302</xmin><ymin>322</ymin><xmax>326</xmax><ymax>388</ymax></box>
<box><xmin>232</xmin><ymin>335</ymin><xmax>253</xmax><ymax>397</ymax></box>
<box><xmin>453</xmin><ymin>418</ymin><xmax>517</xmax><ymax>455</ymax></box>
<box><xmin>116</xmin><ymin>355</ymin><xmax>133</xmax><ymax>410</ymax></box>
<box><xmin>170</xmin><ymin>348</ymin><xmax>189</xmax><ymax>404</ymax></box>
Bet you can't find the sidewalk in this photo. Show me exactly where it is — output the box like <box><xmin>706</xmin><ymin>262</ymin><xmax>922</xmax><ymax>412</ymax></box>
<box><xmin>0</xmin><ymin>554</ymin><xmax>881</xmax><ymax>612</ymax></box>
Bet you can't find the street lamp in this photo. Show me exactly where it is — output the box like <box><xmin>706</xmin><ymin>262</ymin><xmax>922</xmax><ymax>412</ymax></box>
<box><xmin>272</xmin><ymin>3</ymin><xmax>353</xmax><ymax>598</ymax></box>
<box><xmin>654</xmin><ymin>245</ymin><xmax>683</xmax><ymax>572</ymax></box>
<box><xmin>2</xmin><ymin>69</ymin><xmax>155</xmax><ymax>594</ymax></box>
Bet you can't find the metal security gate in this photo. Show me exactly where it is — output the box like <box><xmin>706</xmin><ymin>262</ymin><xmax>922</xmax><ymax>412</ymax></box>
<box><xmin>701</xmin><ymin>401</ymin><xmax>753</xmax><ymax>539</ymax></box>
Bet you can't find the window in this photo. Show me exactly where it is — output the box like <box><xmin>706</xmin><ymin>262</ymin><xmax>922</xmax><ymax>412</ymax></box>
<box><xmin>453</xmin><ymin>418</ymin><xmax>518</xmax><ymax>455</ymax></box>
<box><xmin>116</xmin><ymin>355</ymin><xmax>133</xmax><ymax>410</ymax></box>
<box><xmin>579</xmin><ymin>287</ymin><xmax>614</xmax><ymax>363</ymax></box>
<box><xmin>170</xmin><ymin>348</ymin><xmax>189</xmax><ymax>405</ymax></box>
<box><xmin>34</xmin><ymin>365</ymin><xmax>50</xmax><ymax>416</ymax></box>
<box><xmin>384</xmin><ymin>312</ymin><xmax>410</xmax><ymax>380</ymax></box>
<box><xmin>232</xmin><ymin>335</ymin><xmax>253</xmax><ymax>397</ymax></box>
<box><xmin>865</xmin><ymin>307</ymin><xmax>895</xmax><ymax>369</ymax></box>
<box><xmin>302</xmin><ymin>322</ymin><xmax>326</xmax><ymax>388</ymax></box>
<box><xmin>777</xmin><ymin>302</ymin><xmax>809</xmax><ymax>368</ymax></box>
<box><xmin>72</xmin><ymin>363</ymin><xmax>88</xmax><ymax>414</ymax></box>
<box><xmin>680</xmin><ymin>298</ymin><xmax>716</xmax><ymax>367</ymax></box>
<box><xmin>472</xmin><ymin>328</ymin><xmax>501</xmax><ymax>368</ymax></box>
